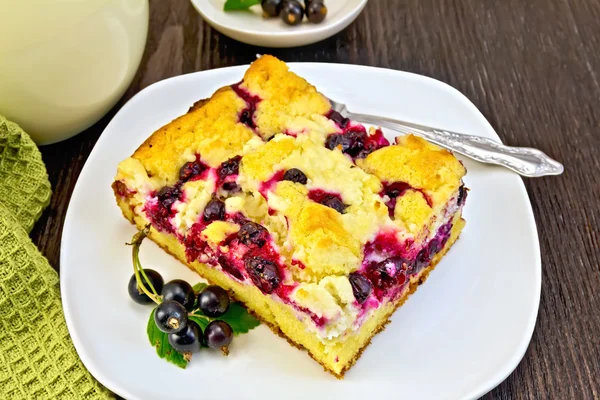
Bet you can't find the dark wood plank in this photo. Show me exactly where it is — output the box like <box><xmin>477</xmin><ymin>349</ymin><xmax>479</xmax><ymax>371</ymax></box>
<box><xmin>29</xmin><ymin>0</ymin><xmax>600</xmax><ymax>398</ymax></box>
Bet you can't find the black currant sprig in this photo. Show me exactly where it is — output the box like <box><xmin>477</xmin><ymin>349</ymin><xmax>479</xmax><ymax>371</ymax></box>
<box><xmin>126</xmin><ymin>227</ymin><xmax>259</xmax><ymax>367</ymax></box>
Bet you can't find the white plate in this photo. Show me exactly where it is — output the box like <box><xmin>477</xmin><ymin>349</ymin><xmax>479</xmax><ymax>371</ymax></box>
<box><xmin>191</xmin><ymin>0</ymin><xmax>368</xmax><ymax>47</ymax></box>
<box><xmin>61</xmin><ymin>63</ymin><xmax>541</xmax><ymax>400</ymax></box>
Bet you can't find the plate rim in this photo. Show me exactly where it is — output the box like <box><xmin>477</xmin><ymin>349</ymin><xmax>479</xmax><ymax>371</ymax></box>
<box><xmin>60</xmin><ymin>62</ymin><xmax>541</xmax><ymax>400</ymax></box>
<box><xmin>190</xmin><ymin>0</ymin><xmax>369</xmax><ymax>47</ymax></box>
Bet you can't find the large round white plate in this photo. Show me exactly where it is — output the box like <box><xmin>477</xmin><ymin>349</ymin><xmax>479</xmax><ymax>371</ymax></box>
<box><xmin>190</xmin><ymin>0</ymin><xmax>368</xmax><ymax>47</ymax></box>
<box><xmin>61</xmin><ymin>63</ymin><xmax>541</xmax><ymax>400</ymax></box>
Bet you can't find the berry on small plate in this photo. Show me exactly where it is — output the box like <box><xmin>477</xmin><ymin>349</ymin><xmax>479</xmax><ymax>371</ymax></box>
<box><xmin>190</xmin><ymin>0</ymin><xmax>368</xmax><ymax>47</ymax></box>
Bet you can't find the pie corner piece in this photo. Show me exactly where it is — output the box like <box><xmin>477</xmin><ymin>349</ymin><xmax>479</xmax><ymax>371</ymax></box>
<box><xmin>112</xmin><ymin>55</ymin><xmax>468</xmax><ymax>378</ymax></box>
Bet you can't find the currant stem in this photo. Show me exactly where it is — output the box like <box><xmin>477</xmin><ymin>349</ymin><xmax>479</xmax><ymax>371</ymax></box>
<box><xmin>139</xmin><ymin>261</ymin><xmax>159</xmax><ymax>297</ymax></box>
<box><xmin>128</xmin><ymin>225</ymin><xmax>162</xmax><ymax>305</ymax></box>
<box><xmin>188</xmin><ymin>313</ymin><xmax>210</xmax><ymax>320</ymax></box>
<box><xmin>134</xmin><ymin>245</ymin><xmax>159</xmax><ymax>297</ymax></box>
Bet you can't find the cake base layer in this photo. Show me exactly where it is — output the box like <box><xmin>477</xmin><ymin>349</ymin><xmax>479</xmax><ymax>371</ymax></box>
<box><xmin>116</xmin><ymin>192</ymin><xmax>465</xmax><ymax>378</ymax></box>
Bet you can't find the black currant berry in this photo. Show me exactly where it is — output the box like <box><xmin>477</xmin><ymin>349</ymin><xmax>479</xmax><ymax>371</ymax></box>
<box><xmin>348</xmin><ymin>272</ymin><xmax>372</xmax><ymax>304</ymax></box>
<box><xmin>262</xmin><ymin>0</ymin><xmax>283</xmax><ymax>17</ymax></box>
<box><xmin>321</xmin><ymin>195</ymin><xmax>347</xmax><ymax>214</ymax></box>
<box><xmin>305</xmin><ymin>0</ymin><xmax>327</xmax><ymax>23</ymax></box>
<box><xmin>203</xmin><ymin>197</ymin><xmax>226</xmax><ymax>223</ymax></box>
<box><xmin>222</xmin><ymin>182</ymin><xmax>241</xmax><ymax>193</ymax></box>
<box><xmin>281</xmin><ymin>0</ymin><xmax>303</xmax><ymax>26</ymax></box>
<box><xmin>128</xmin><ymin>269</ymin><xmax>164</xmax><ymax>305</ymax></box>
<box><xmin>328</xmin><ymin>110</ymin><xmax>349</xmax><ymax>128</ymax></box>
<box><xmin>161</xmin><ymin>279</ymin><xmax>195</xmax><ymax>311</ymax></box>
<box><xmin>198</xmin><ymin>285</ymin><xmax>230</xmax><ymax>318</ymax></box>
<box><xmin>457</xmin><ymin>184</ymin><xmax>467</xmax><ymax>206</ymax></box>
<box><xmin>157</xmin><ymin>185</ymin><xmax>182</xmax><ymax>209</ymax></box>
<box><xmin>240</xmin><ymin>109</ymin><xmax>253</xmax><ymax>127</ymax></box>
<box><xmin>238</xmin><ymin>221</ymin><xmax>267</xmax><ymax>247</ymax></box>
<box><xmin>204</xmin><ymin>320</ymin><xmax>234</xmax><ymax>353</ymax></box>
<box><xmin>325</xmin><ymin>131</ymin><xmax>367</xmax><ymax>157</ymax></box>
<box><xmin>282</xmin><ymin>168</ymin><xmax>308</xmax><ymax>184</ymax></box>
<box><xmin>366</xmin><ymin>257</ymin><xmax>408</xmax><ymax>293</ymax></box>
<box><xmin>218</xmin><ymin>156</ymin><xmax>242</xmax><ymax>180</ymax></box>
<box><xmin>384</xmin><ymin>182</ymin><xmax>411</xmax><ymax>199</ymax></box>
<box><xmin>179</xmin><ymin>161</ymin><xmax>204</xmax><ymax>181</ymax></box>
<box><xmin>154</xmin><ymin>300</ymin><xmax>188</xmax><ymax>334</ymax></box>
<box><xmin>168</xmin><ymin>320</ymin><xmax>202</xmax><ymax>354</ymax></box>
<box><xmin>245</xmin><ymin>256</ymin><xmax>280</xmax><ymax>294</ymax></box>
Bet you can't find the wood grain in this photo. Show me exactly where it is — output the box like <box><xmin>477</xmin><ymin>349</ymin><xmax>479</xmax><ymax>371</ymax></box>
<box><xmin>29</xmin><ymin>0</ymin><xmax>600</xmax><ymax>398</ymax></box>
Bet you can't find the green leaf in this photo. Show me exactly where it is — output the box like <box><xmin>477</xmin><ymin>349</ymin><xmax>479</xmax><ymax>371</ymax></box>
<box><xmin>147</xmin><ymin>309</ymin><xmax>188</xmax><ymax>368</ymax></box>
<box><xmin>223</xmin><ymin>0</ymin><xmax>260</xmax><ymax>11</ymax></box>
<box><xmin>219</xmin><ymin>302</ymin><xmax>261</xmax><ymax>335</ymax></box>
<box><xmin>192</xmin><ymin>282</ymin><xmax>208</xmax><ymax>293</ymax></box>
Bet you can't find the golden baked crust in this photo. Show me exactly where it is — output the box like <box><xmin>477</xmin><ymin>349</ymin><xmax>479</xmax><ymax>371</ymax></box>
<box><xmin>113</xmin><ymin>55</ymin><xmax>468</xmax><ymax>377</ymax></box>
<box><xmin>359</xmin><ymin>134</ymin><xmax>466</xmax><ymax>209</ymax></box>
<box><xmin>129</xmin><ymin>55</ymin><xmax>334</xmax><ymax>184</ymax></box>
<box><xmin>240</xmin><ymin>55</ymin><xmax>332</xmax><ymax>139</ymax></box>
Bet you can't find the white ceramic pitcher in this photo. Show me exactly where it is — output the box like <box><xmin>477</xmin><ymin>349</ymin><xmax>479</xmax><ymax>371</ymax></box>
<box><xmin>0</xmin><ymin>0</ymin><xmax>149</xmax><ymax>145</ymax></box>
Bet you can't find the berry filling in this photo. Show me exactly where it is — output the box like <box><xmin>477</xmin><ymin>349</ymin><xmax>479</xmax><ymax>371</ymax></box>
<box><xmin>414</xmin><ymin>222</ymin><xmax>452</xmax><ymax>272</ymax></box>
<box><xmin>218</xmin><ymin>155</ymin><xmax>241</xmax><ymax>180</ymax></box>
<box><xmin>457</xmin><ymin>184</ymin><xmax>468</xmax><ymax>206</ymax></box>
<box><xmin>113</xmin><ymin>180</ymin><xmax>136</xmax><ymax>198</ymax></box>
<box><xmin>145</xmin><ymin>180</ymin><xmax>459</xmax><ymax>332</ymax></box>
<box><xmin>296</xmin><ymin>306</ymin><xmax>328</xmax><ymax>328</ymax></box>
<box><xmin>282</xmin><ymin>129</ymin><xmax>299</xmax><ymax>137</ymax></box>
<box><xmin>231</xmin><ymin>82</ymin><xmax>261</xmax><ymax>130</ymax></box>
<box><xmin>364</xmin><ymin>257</ymin><xmax>409</xmax><ymax>299</ymax></box>
<box><xmin>327</xmin><ymin>110</ymin><xmax>350</xmax><ymax>128</ymax></box>
<box><xmin>145</xmin><ymin>156</ymin><xmax>224</xmax><ymax>233</ymax></box>
<box><xmin>238</xmin><ymin>221</ymin><xmax>268</xmax><ymax>247</ymax></box>
<box><xmin>146</xmin><ymin>159</ymin><xmax>459</xmax><ymax>329</ymax></box>
<box><xmin>245</xmin><ymin>256</ymin><xmax>281</xmax><ymax>294</ymax></box>
<box><xmin>357</xmin><ymin>220</ymin><xmax>454</xmax><ymax>301</ymax></box>
<box><xmin>325</xmin><ymin>126</ymin><xmax>389</xmax><ymax>159</ymax></box>
<box><xmin>218</xmin><ymin>255</ymin><xmax>245</xmax><ymax>281</ymax></box>
<box><xmin>139</xmin><ymin>140</ymin><xmax>464</xmax><ymax>334</ymax></box>
<box><xmin>308</xmin><ymin>189</ymin><xmax>348</xmax><ymax>214</ymax></box>
<box><xmin>179</xmin><ymin>159</ymin><xmax>209</xmax><ymax>182</ymax></box>
<box><xmin>221</xmin><ymin>182</ymin><xmax>241</xmax><ymax>193</ymax></box>
<box><xmin>183</xmin><ymin>222</ymin><xmax>210</xmax><ymax>263</ymax></box>
<box><xmin>291</xmin><ymin>259</ymin><xmax>306</xmax><ymax>270</ymax></box>
<box><xmin>325</xmin><ymin>129</ymin><xmax>367</xmax><ymax>157</ymax></box>
<box><xmin>217</xmin><ymin>155</ymin><xmax>242</xmax><ymax>193</ymax></box>
<box><xmin>380</xmin><ymin>181</ymin><xmax>432</xmax><ymax>218</ymax></box>
<box><xmin>143</xmin><ymin>185</ymin><xmax>183</xmax><ymax>233</ymax></box>
<box><xmin>365</xmin><ymin>128</ymin><xmax>389</xmax><ymax>149</ymax></box>
<box><xmin>259</xmin><ymin>170</ymin><xmax>286</xmax><ymax>198</ymax></box>
<box><xmin>181</xmin><ymin>211</ymin><xmax>287</xmax><ymax>297</ymax></box>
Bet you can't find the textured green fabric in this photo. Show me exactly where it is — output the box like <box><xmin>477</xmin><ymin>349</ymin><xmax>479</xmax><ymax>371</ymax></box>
<box><xmin>0</xmin><ymin>116</ymin><xmax>112</xmax><ymax>399</ymax></box>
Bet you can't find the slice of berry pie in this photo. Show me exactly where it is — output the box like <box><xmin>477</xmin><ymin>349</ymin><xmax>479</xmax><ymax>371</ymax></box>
<box><xmin>113</xmin><ymin>55</ymin><xmax>467</xmax><ymax>377</ymax></box>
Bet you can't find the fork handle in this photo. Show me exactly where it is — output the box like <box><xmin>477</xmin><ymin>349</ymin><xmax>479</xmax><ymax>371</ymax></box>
<box><xmin>348</xmin><ymin>113</ymin><xmax>564</xmax><ymax>177</ymax></box>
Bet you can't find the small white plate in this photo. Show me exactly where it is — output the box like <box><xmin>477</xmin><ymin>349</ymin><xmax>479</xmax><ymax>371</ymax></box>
<box><xmin>191</xmin><ymin>0</ymin><xmax>368</xmax><ymax>47</ymax></box>
<box><xmin>61</xmin><ymin>63</ymin><xmax>541</xmax><ymax>400</ymax></box>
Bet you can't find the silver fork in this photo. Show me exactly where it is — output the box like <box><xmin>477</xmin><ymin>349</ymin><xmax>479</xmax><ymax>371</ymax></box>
<box><xmin>327</xmin><ymin>97</ymin><xmax>564</xmax><ymax>177</ymax></box>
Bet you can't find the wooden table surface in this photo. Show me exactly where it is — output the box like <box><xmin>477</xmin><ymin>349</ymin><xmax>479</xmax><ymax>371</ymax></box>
<box><xmin>30</xmin><ymin>0</ymin><xmax>600</xmax><ymax>398</ymax></box>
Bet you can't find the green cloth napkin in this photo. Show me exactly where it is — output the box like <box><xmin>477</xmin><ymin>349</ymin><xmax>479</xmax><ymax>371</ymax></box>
<box><xmin>0</xmin><ymin>116</ymin><xmax>112</xmax><ymax>399</ymax></box>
